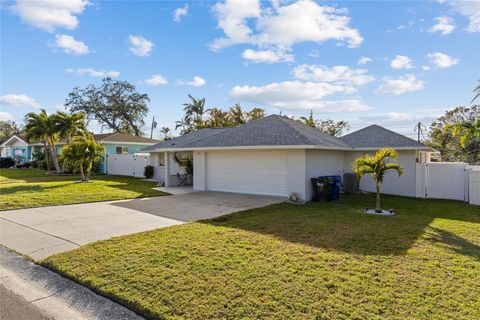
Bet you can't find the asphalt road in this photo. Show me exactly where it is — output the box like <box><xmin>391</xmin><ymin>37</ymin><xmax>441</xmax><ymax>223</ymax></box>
<box><xmin>0</xmin><ymin>284</ymin><xmax>51</xmax><ymax>320</ymax></box>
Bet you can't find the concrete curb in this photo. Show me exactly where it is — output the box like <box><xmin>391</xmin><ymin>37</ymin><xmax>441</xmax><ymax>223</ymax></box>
<box><xmin>0</xmin><ymin>246</ymin><xmax>143</xmax><ymax>320</ymax></box>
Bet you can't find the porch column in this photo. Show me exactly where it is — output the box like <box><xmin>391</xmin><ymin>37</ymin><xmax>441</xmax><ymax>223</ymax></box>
<box><xmin>164</xmin><ymin>151</ymin><xmax>171</xmax><ymax>187</ymax></box>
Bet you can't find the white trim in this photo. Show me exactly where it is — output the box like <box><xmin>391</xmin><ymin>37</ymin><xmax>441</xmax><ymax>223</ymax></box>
<box><xmin>148</xmin><ymin>144</ymin><xmax>429</xmax><ymax>153</ymax></box>
<box><xmin>100</xmin><ymin>141</ymin><xmax>157</xmax><ymax>146</ymax></box>
<box><xmin>1</xmin><ymin>135</ymin><xmax>28</xmax><ymax>147</ymax></box>
<box><xmin>351</xmin><ymin>146</ymin><xmax>430</xmax><ymax>151</ymax></box>
<box><xmin>149</xmin><ymin>145</ymin><xmax>352</xmax><ymax>152</ymax></box>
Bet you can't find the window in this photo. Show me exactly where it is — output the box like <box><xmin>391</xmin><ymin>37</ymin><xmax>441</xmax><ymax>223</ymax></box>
<box><xmin>15</xmin><ymin>149</ymin><xmax>23</xmax><ymax>156</ymax></box>
<box><xmin>158</xmin><ymin>153</ymin><xmax>165</xmax><ymax>166</ymax></box>
<box><xmin>116</xmin><ymin>146</ymin><xmax>128</xmax><ymax>154</ymax></box>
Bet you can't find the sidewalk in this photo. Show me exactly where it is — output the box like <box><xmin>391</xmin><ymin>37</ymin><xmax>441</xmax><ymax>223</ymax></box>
<box><xmin>0</xmin><ymin>246</ymin><xmax>143</xmax><ymax>320</ymax></box>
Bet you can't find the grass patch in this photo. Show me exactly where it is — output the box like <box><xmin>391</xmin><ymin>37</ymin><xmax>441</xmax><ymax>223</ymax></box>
<box><xmin>43</xmin><ymin>195</ymin><xmax>480</xmax><ymax>319</ymax></box>
<box><xmin>0</xmin><ymin>168</ymin><xmax>167</xmax><ymax>210</ymax></box>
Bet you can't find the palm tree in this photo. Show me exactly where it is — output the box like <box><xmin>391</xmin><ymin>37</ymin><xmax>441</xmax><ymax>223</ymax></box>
<box><xmin>60</xmin><ymin>135</ymin><xmax>105</xmax><ymax>181</ymax></box>
<box><xmin>229</xmin><ymin>103</ymin><xmax>245</xmax><ymax>125</ymax></box>
<box><xmin>160</xmin><ymin>127</ymin><xmax>171</xmax><ymax>140</ymax></box>
<box><xmin>208</xmin><ymin>108</ymin><xmax>231</xmax><ymax>127</ymax></box>
<box><xmin>246</xmin><ymin>107</ymin><xmax>265</xmax><ymax>122</ymax></box>
<box><xmin>183</xmin><ymin>94</ymin><xmax>209</xmax><ymax>124</ymax></box>
<box><xmin>471</xmin><ymin>79</ymin><xmax>480</xmax><ymax>103</ymax></box>
<box><xmin>300</xmin><ymin>110</ymin><xmax>317</xmax><ymax>128</ymax></box>
<box><xmin>55</xmin><ymin>112</ymin><xmax>86</xmax><ymax>143</ymax></box>
<box><xmin>353</xmin><ymin>148</ymin><xmax>404</xmax><ymax>211</ymax></box>
<box><xmin>24</xmin><ymin>109</ymin><xmax>61</xmax><ymax>173</ymax></box>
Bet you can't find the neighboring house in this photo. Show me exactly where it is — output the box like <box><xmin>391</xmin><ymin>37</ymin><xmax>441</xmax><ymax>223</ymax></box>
<box><xmin>143</xmin><ymin>115</ymin><xmax>430</xmax><ymax>201</ymax></box>
<box><xmin>0</xmin><ymin>133</ymin><xmax>159</xmax><ymax>173</ymax></box>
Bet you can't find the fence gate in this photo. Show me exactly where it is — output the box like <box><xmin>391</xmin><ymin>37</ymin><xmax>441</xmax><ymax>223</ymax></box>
<box><xmin>417</xmin><ymin>162</ymin><xmax>468</xmax><ymax>201</ymax></box>
<box><xmin>107</xmin><ymin>154</ymin><xmax>150</xmax><ymax>178</ymax></box>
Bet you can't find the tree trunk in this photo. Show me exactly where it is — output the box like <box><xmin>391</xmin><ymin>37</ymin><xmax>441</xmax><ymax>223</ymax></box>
<box><xmin>79</xmin><ymin>163</ymin><xmax>87</xmax><ymax>181</ymax></box>
<box><xmin>43</xmin><ymin>141</ymin><xmax>51</xmax><ymax>172</ymax></box>
<box><xmin>48</xmin><ymin>141</ymin><xmax>61</xmax><ymax>173</ymax></box>
<box><xmin>375</xmin><ymin>183</ymin><xmax>381</xmax><ymax>211</ymax></box>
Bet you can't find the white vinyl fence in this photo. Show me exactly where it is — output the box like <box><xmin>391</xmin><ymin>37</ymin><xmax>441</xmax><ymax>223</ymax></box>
<box><xmin>416</xmin><ymin>162</ymin><xmax>480</xmax><ymax>205</ymax></box>
<box><xmin>107</xmin><ymin>154</ymin><xmax>150</xmax><ymax>178</ymax></box>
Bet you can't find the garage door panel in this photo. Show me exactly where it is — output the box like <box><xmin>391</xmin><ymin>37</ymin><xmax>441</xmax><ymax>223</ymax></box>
<box><xmin>206</xmin><ymin>150</ymin><xmax>289</xmax><ymax>196</ymax></box>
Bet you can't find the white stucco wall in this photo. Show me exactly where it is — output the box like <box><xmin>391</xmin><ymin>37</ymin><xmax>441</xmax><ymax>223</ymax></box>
<box><xmin>193</xmin><ymin>151</ymin><xmax>206</xmax><ymax>191</ymax></box>
<box><xmin>343</xmin><ymin>150</ymin><xmax>418</xmax><ymax>197</ymax></box>
<box><xmin>305</xmin><ymin>149</ymin><xmax>344</xmax><ymax>201</ymax></box>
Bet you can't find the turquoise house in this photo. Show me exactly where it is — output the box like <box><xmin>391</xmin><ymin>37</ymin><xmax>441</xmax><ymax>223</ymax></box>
<box><xmin>1</xmin><ymin>133</ymin><xmax>159</xmax><ymax>173</ymax></box>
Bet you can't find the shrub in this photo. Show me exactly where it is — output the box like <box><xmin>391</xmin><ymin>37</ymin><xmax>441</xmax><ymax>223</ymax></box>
<box><xmin>144</xmin><ymin>165</ymin><xmax>154</xmax><ymax>179</ymax></box>
<box><xmin>0</xmin><ymin>157</ymin><xmax>15</xmax><ymax>168</ymax></box>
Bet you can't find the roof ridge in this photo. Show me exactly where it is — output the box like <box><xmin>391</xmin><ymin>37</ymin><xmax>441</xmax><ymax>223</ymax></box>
<box><xmin>277</xmin><ymin>115</ymin><xmax>347</xmax><ymax>146</ymax></box>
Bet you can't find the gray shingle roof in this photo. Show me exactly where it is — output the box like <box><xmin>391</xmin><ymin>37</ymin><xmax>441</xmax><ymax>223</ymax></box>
<box><xmin>143</xmin><ymin>115</ymin><xmax>351</xmax><ymax>151</ymax></box>
<box><xmin>340</xmin><ymin>125</ymin><xmax>428</xmax><ymax>149</ymax></box>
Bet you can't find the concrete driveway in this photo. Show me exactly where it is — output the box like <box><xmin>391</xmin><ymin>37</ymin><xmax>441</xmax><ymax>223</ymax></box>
<box><xmin>0</xmin><ymin>192</ymin><xmax>283</xmax><ymax>260</ymax></box>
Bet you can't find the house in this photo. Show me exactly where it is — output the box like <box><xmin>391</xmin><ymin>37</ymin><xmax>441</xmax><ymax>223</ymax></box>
<box><xmin>143</xmin><ymin>115</ymin><xmax>430</xmax><ymax>201</ymax></box>
<box><xmin>0</xmin><ymin>133</ymin><xmax>159</xmax><ymax>173</ymax></box>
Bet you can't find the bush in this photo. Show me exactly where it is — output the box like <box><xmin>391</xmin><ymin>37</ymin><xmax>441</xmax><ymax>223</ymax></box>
<box><xmin>144</xmin><ymin>165</ymin><xmax>154</xmax><ymax>179</ymax></box>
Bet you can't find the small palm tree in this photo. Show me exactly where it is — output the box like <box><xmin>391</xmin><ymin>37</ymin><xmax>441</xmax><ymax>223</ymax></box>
<box><xmin>25</xmin><ymin>109</ymin><xmax>61</xmax><ymax>173</ymax></box>
<box><xmin>183</xmin><ymin>94</ymin><xmax>209</xmax><ymax>125</ymax></box>
<box><xmin>229</xmin><ymin>103</ymin><xmax>245</xmax><ymax>125</ymax></box>
<box><xmin>60</xmin><ymin>135</ymin><xmax>105</xmax><ymax>181</ymax></box>
<box><xmin>353</xmin><ymin>148</ymin><xmax>404</xmax><ymax>211</ymax></box>
<box><xmin>300</xmin><ymin>110</ymin><xmax>317</xmax><ymax>128</ymax></box>
<box><xmin>160</xmin><ymin>127</ymin><xmax>171</xmax><ymax>140</ymax></box>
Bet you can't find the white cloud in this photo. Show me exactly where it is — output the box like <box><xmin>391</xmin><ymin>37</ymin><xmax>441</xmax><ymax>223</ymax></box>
<box><xmin>427</xmin><ymin>52</ymin><xmax>459</xmax><ymax>69</ymax></box>
<box><xmin>54</xmin><ymin>34</ymin><xmax>89</xmax><ymax>55</ymax></box>
<box><xmin>229</xmin><ymin>80</ymin><xmax>369</xmax><ymax>111</ymax></box>
<box><xmin>0</xmin><ymin>112</ymin><xmax>14</xmax><ymax>121</ymax></box>
<box><xmin>308</xmin><ymin>50</ymin><xmax>320</xmax><ymax>58</ymax></box>
<box><xmin>66</xmin><ymin>68</ymin><xmax>119</xmax><ymax>78</ymax></box>
<box><xmin>242</xmin><ymin>48</ymin><xmax>294</xmax><ymax>63</ymax></box>
<box><xmin>0</xmin><ymin>94</ymin><xmax>40</xmax><ymax>108</ymax></box>
<box><xmin>128</xmin><ymin>35</ymin><xmax>154</xmax><ymax>57</ymax></box>
<box><xmin>357</xmin><ymin>56</ymin><xmax>372</xmax><ymax>65</ymax></box>
<box><xmin>211</xmin><ymin>0</ymin><xmax>363</xmax><ymax>60</ymax></box>
<box><xmin>442</xmin><ymin>0</ymin><xmax>480</xmax><ymax>32</ymax></box>
<box><xmin>11</xmin><ymin>0</ymin><xmax>89</xmax><ymax>32</ymax></box>
<box><xmin>428</xmin><ymin>16</ymin><xmax>455</xmax><ymax>35</ymax></box>
<box><xmin>173</xmin><ymin>4</ymin><xmax>189</xmax><ymax>22</ymax></box>
<box><xmin>375</xmin><ymin>74</ymin><xmax>425</xmax><ymax>95</ymax></box>
<box><xmin>390</xmin><ymin>55</ymin><xmax>414</xmax><ymax>69</ymax></box>
<box><xmin>177</xmin><ymin>76</ymin><xmax>206</xmax><ymax>87</ymax></box>
<box><xmin>145</xmin><ymin>74</ymin><xmax>168</xmax><ymax>86</ymax></box>
<box><xmin>293</xmin><ymin>64</ymin><xmax>374</xmax><ymax>86</ymax></box>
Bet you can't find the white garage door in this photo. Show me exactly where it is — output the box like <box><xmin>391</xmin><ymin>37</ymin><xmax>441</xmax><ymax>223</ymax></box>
<box><xmin>206</xmin><ymin>150</ymin><xmax>289</xmax><ymax>196</ymax></box>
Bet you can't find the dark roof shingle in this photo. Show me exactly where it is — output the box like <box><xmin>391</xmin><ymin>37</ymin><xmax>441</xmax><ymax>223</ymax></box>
<box><xmin>340</xmin><ymin>125</ymin><xmax>428</xmax><ymax>149</ymax></box>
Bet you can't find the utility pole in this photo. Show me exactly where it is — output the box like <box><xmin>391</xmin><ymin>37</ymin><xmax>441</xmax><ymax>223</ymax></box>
<box><xmin>150</xmin><ymin>116</ymin><xmax>157</xmax><ymax>139</ymax></box>
<box><xmin>414</xmin><ymin>122</ymin><xmax>426</xmax><ymax>142</ymax></box>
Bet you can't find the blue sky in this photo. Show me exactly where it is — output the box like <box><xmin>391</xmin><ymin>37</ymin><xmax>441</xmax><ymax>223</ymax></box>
<box><xmin>1</xmin><ymin>0</ymin><xmax>479</xmax><ymax>139</ymax></box>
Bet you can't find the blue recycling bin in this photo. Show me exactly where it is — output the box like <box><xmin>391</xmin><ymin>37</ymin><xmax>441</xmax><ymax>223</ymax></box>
<box><xmin>311</xmin><ymin>175</ymin><xmax>341</xmax><ymax>202</ymax></box>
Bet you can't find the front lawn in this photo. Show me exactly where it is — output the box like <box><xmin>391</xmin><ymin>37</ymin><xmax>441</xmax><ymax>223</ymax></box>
<box><xmin>0</xmin><ymin>168</ymin><xmax>167</xmax><ymax>210</ymax></box>
<box><xmin>43</xmin><ymin>195</ymin><xmax>480</xmax><ymax>320</ymax></box>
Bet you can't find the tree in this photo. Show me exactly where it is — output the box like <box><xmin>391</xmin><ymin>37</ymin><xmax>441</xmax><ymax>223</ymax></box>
<box><xmin>300</xmin><ymin>110</ymin><xmax>350</xmax><ymax>137</ymax></box>
<box><xmin>65</xmin><ymin>77</ymin><xmax>149</xmax><ymax>136</ymax></box>
<box><xmin>246</xmin><ymin>107</ymin><xmax>265</xmax><ymax>122</ymax></box>
<box><xmin>207</xmin><ymin>108</ymin><xmax>231</xmax><ymax>128</ymax></box>
<box><xmin>54</xmin><ymin>112</ymin><xmax>86</xmax><ymax>143</ymax></box>
<box><xmin>183</xmin><ymin>94</ymin><xmax>208</xmax><ymax>126</ymax></box>
<box><xmin>472</xmin><ymin>79</ymin><xmax>480</xmax><ymax>103</ymax></box>
<box><xmin>24</xmin><ymin>109</ymin><xmax>61</xmax><ymax>173</ymax></box>
<box><xmin>228</xmin><ymin>103</ymin><xmax>246</xmax><ymax>125</ymax></box>
<box><xmin>60</xmin><ymin>135</ymin><xmax>105</xmax><ymax>181</ymax></box>
<box><xmin>160</xmin><ymin>127</ymin><xmax>171</xmax><ymax>141</ymax></box>
<box><xmin>426</xmin><ymin>105</ymin><xmax>479</xmax><ymax>163</ymax></box>
<box><xmin>353</xmin><ymin>148</ymin><xmax>404</xmax><ymax>211</ymax></box>
<box><xmin>0</xmin><ymin>121</ymin><xmax>23</xmax><ymax>140</ymax></box>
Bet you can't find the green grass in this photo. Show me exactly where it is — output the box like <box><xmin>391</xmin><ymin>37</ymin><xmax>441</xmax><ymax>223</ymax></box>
<box><xmin>43</xmin><ymin>195</ymin><xmax>480</xmax><ymax>320</ymax></box>
<box><xmin>0</xmin><ymin>168</ymin><xmax>167</xmax><ymax>210</ymax></box>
